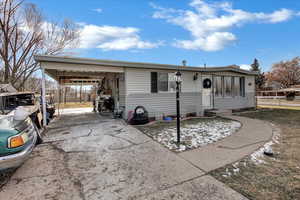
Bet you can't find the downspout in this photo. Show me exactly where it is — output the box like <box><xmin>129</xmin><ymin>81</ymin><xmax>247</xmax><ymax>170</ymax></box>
<box><xmin>212</xmin><ymin>74</ymin><xmax>215</xmax><ymax>109</ymax></box>
<box><xmin>41</xmin><ymin>67</ymin><xmax>47</xmax><ymax>127</ymax></box>
<box><xmin>58</xmin><ymin>77</ymin><xmax>61</xmax><ymax>117</ymax></box>
<box><xmin>124</xmin><ymin>68</ymin><xmax>127</xmax><ymax>120</ymax></box>
<box><xmin>200</xmin><ymin>72</ymin><xmax>203</xmax><ymax>116</ymax></box>
<box><xmin>255</xmin><ymin>75</ymin><xmax>257</xmax><ymax>109</ymax></box>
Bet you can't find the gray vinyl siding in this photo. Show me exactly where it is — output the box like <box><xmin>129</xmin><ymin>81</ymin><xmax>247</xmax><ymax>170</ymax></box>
<box><xmin>125</xmin><ymin>68</ymin><xmax>202</xmax><ymax>94</ymax></box>
<box><xmin>214</xmin><ymin>92</ymin><xmax>255</xmax><ymax>109</ymax></box>
<box><xmin>123</xmin><ymin>67</ymin><xmax>256</xmax><ymax>119</ymax></box>
<box><xmin>126</xmin><ymin>68</ymin><xmax>150</xmax><ymax>94</ymax></box>
<box><xmin>119</xmin><ymin>95</ymin><xmax>126</xmax><ymax>107</ymax></box>
<box><xmin>126</xmin><ymin>92</ymin><xmax>202</xmax><ymax>119</ymax></box>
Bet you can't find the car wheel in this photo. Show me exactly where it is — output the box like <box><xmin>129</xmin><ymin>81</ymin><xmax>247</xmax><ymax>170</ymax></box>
<box><xmin>33</xmin><ymin>123</ymin><xmax>43</xmax><ymax>145</ymax></box>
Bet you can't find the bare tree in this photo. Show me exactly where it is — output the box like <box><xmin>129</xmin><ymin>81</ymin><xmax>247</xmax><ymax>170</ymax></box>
<box><xmin>23</xmin><ymin>75</ymin><xmax>56</xmax><ymax>93</ymax></box>
<box><xmin>266</xmin><ymin>57</ymin><xmax>300</xmax><ymax>88</ymax></box>
<box><xmin>0</xmin><ymin>0</ymin><xmax>79</xmax><ymax>90</ymax></box>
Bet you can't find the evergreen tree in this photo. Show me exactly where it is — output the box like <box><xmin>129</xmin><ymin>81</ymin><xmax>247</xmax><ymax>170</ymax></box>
<box><xmin>250</xmin><ymin>58</ymin><xmax>265</xmax><ymax>90</ymax></box>
<box><xmin>251</xmin><ymin>58</ymin><xmax>260</xmax><ymax>72</ymax></box>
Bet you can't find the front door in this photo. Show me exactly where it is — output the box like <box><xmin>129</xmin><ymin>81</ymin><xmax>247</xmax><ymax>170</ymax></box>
<box><xmin>202</xmin><ymin>76</ymin><xmax>212</xmax><ymax>109</ymax></box>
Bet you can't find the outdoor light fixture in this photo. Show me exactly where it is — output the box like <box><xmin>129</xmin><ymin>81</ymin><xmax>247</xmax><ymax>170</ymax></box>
<box><xmin>174</xmin><ymin>64</ymin><xmax>183</xmax><ymax>145</ymax></box>
<box><xmin>193</xmin><ymin>73</ymin><xmax>198</xmax><ymax>81</ymax></box>
<box><xmin>174</xmin><ymin>71</ymin><xmax>182</xmax><ymax>83</ymax></box>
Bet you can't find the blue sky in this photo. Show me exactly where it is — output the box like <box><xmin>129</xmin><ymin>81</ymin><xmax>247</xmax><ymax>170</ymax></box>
<box><xmin>30</xmin><ymin>0</ymin><xmax>300</xmax><ymax>71</ymax></box>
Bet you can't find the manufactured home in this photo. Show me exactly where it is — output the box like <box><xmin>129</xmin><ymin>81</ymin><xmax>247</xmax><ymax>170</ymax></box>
<box><xmin>35</xmin><ymin>55</ymin><xmax>257</xmax><ymax>120</ymax></box>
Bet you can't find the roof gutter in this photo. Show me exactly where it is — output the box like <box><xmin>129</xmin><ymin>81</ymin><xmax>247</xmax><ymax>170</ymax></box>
<box><xmin>34</xmin><ymin>55</ymin><xmax>258</xmax><ymax>75</ymax></box>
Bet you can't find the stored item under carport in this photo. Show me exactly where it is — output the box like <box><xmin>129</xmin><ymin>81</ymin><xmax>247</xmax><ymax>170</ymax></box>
<box><xmin>129</xmin><ymin>106</ymin><xmax>149</xmax><ymax>125</ymax></box>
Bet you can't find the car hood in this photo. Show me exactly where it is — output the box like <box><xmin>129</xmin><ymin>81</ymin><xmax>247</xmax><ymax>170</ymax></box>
<box><xmin>0</xmin><ymin>115</ymin><xmax>31</xmax><ymax>132</ymax></box>
<box><xmin>0</xmin><ymin>116</ymin><xmax>35</xmax><ymax>157</ymax></box>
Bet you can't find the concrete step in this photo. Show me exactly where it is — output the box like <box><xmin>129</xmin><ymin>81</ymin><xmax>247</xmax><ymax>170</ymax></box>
<box><xmin>205</xmin><ymin>109</ymin><xmax>232</xmax><ymax>117</ymax></box>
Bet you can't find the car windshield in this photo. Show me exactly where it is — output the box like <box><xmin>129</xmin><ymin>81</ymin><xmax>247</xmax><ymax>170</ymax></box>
<box><xmin>3</xmin><ymin>93</ymin><xmax>35</xmax><ymax>111</ymax></box>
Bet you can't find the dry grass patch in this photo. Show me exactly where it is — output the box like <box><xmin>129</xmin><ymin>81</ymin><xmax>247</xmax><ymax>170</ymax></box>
<box><xmin>258</xmin><ymin>105</ymin><xmax>300</xmax><ymax>111</ymax></box>
<box><xmin>210</xmin><ymin>109</ymin><xmax>300</xmax><ymax>200</ymax></box>
<box><xmin>57</xmin><ymin>102</ymin><xmax>92</xmax><ymax>109</ymax></box>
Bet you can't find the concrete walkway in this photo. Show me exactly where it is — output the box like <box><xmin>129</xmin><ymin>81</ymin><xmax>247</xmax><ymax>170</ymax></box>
<box><xmin>179</xmin><ymin>114</ymin><xmax>274</xmax><ymax>172</ymax></box>
<box><xmin>0</xmin><ymin>112</ymin><xmax>273</xmax><ymax>200</ymax></box>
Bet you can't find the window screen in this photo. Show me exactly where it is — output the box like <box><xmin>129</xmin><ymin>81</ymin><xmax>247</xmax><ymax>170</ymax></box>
<box><xmin>158</xmin><ymin>73</ymin><xmax>168</xmax><ymax>92</ymax></box>
<box><xmin>214</xmin><ymin>76</ymin><xmax>223</xmax><ymax>97</ymax></box>
<box><xmin>233</xmin><ymin>77</ymin><xmax>240</xmax><ymax>96</ymax></box>
<box><xmin>224</xmin><ymin>76</ymin><xmax>232</xmax><ymax>96</ymax></box>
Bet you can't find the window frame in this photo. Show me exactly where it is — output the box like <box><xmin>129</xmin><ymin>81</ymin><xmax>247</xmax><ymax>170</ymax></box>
<box><xmin>157</xmin><ymin>72</ymin><xmax>169</xmax><ymax>92</ymax></box>
<box><xmin>151</xmin><ymin>72</ymin><xmax>177</xmax><ymax>93</ymax></box>
<box><xmin>224</xmin><ymin>76</ymin><xmax>233</xmax><ymax>97</ymax></box>
<box><xmin>214</xmin><ymin>75</ymin><xmax>246</xmax><ymax>98</ymax></box>
<box><xmin>150</xmin><ymin>72</ymin><xmax>158</xmax><ymax>93</ymax></box>
<box><xmin>214</xmin><ymin>76</ymin><xmax>223</xmax><ymax>98</ymax></box>
<box><xmin>240</xmin><ymin>77</ymin><xmax>246</xmax><ymax>97</ymax></box>
<box><xmin>233</xmin><ymin>76</ymin><xmax>240</xmax><ymax>97</ymax></box>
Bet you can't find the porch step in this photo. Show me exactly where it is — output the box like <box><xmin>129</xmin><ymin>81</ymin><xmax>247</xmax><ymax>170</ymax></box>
<box><xmin>205</xmin><ymin>109</ymin><xmax>232</xmax><ymax>117</ymax></box>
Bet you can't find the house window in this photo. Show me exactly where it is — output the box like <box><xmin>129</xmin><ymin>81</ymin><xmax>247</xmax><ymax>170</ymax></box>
<box><xmin>224</xmin><ymin>76</ymin><xmax>232</xmax><ymax>97</ymax></box>
<box><xmin>151</xmin><ymin>72</ymin><xmax>176</xmax><ymax>93</ymax></box>
<box><xmin>214</xmin><ymin>76</ymin><xmax>223</xmax><ymax>97</ymax></box>
<box><xmin>158</xmin><ymin>73</ymin><xmax>168</xmax><ymax>92</ymax></box>
<box><xmin>168</xmin><ymin>73</ymin><xmax>176</xmax><ymax>92</ymax></box>
<box><xmin>233</xmin><ymin>77</ymin><xmax>240</xmax><ymax>96</ymax></box>
<box><xmin>151</xmin><ymin>72</ymin><xmax>158</xmax><ymax>93</ymax></box>
<box><xmin>214</xmin><ymin>76</ymin><xmax>246</xmax><ymax>97</ymax></box>
<box><xmin>240</xmin><ymin>77</ymin><xmax>245</xmax><ymax>97</ymax></box>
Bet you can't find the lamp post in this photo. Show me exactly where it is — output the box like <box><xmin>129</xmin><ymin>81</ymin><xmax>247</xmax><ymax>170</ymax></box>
<box><xmin>174</xmin><ymin>70</ymin><xmax>182</xmax><ymax>145</ymax></box>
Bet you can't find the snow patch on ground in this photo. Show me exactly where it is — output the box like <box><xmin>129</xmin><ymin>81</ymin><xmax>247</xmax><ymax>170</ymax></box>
<box><xmin>222</xmin><ymin>161</ymin><xmax>241</xmax><ymax>177</ymax></box>
<box><xmin>250</xmin><ymin>123</ymin><xmax>281</xmax><ymax>164</ymax></box>
<box><xmin>153</xmin><ymin>120</ymin><xmax>241</xmax><ymax>152</ymax></box>
<box><xmin>221</xmin><ymin>123</ymin><xmax>281</xmax><ymax>178</ymax></box>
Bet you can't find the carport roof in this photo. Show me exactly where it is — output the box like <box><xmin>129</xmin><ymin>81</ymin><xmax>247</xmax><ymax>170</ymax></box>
<box><xmin>35</xmin><ymin>54</ymin><xmax>258</xmax><ymax>75</ymax></box>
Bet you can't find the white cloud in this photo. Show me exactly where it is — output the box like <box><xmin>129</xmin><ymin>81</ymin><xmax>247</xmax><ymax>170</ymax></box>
<box><xmin>151</xmin><ymin>0</ymin><xmax>299</xmax><ymax>51</ymax></box>
<box><xmin>240</xmin><ymin>64</ymin><xmax>251</xmax><ymax>70</ymax></box>
<box><xmin>255</xmin><ymin>8</ymin><xmax>294</xmax><ymax>23</ymax></box>
<box><xmin>174</xmin><ymin>32</ymin><xmax>236</xmax><ymax>51</ymax></box>
<box><xmin>98</xmin><ymin>37</ymin><xmax>162</xmax><ymax>51</ymax></box>
<box><xmin>78</xmin><ymin>24</ymin><xmax>162</xmax><ymax>50</ymax></box>
<box><xmin>92</xmin><ymin>8</ymin><xmax>103</xmax><ymax>13</ymax></box>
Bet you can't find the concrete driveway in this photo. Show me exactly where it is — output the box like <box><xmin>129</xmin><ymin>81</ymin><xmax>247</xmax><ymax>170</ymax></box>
<box><xmin>0</xmin><ymin>112</ymin><xmax>247</xmax><ymax>200</ymax></box>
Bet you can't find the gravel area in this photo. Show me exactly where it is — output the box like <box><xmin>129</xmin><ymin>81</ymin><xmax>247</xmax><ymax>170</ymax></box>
<box><xmin>137</xmin><ymin>117</ymin><xmax>241</xmax><ymax>152</ymax></box>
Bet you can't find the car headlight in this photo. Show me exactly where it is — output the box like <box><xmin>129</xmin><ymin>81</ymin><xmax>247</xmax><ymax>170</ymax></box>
<box><xmin>8</xmin><ymin>125</ymin><xmax>33</xmax><ymax>148</ymax></box>
<box><xmin>9</xmin><ymin>135</ymin><xmax>25</xmax><ymax>148</ymax></box>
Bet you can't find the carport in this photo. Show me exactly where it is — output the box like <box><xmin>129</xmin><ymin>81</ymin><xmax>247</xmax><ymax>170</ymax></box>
<box><xmin>35</xmin><ymin>55</ymin><xmax>125</xmax><ymax>127</ymax></box>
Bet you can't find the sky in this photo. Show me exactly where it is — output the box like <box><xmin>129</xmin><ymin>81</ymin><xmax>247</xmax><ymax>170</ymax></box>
<box><xmin>29</xmin><ymin>0</ymin><xmax>300</xmax><ymax>72</ymax></box>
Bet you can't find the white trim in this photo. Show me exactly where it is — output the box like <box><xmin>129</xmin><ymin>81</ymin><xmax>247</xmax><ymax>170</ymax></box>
<box><xmin>35</xmin><ymin>55</ymin><xmax>258</xmax><ymax>75</ymax></box>
<box><xmin>41</xmin><ymin>68</ymin><xmax>47</xmax><ymax>127</ymax></box>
